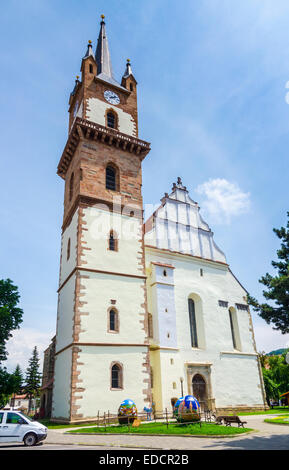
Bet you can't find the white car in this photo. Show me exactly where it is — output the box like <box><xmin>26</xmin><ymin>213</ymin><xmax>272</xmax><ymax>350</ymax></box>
<box><xmin>0</xmin><ymin>410</ymin><xmax>47</xmax><ymax>446</ymax></box>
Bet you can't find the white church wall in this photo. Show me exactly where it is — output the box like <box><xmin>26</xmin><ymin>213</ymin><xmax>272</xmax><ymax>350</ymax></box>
<box><xmin>74</xmin><ymin>345</ymin><xmax>148</xmax><ymax>416</ymax></box>
<box><xmin>86</xmin><ymin>97</ymin><xmax>137</xmax><ymax>137</ymax></box>
<box><xmin>213</xmin><ymin>355</ymin><xmax>263</xmax><ymax>407</ymax></box>
<box><xmin>81</xmin><ymin>207</ymin><xmax>144</xmax><ymax>277</ymax></box>
<box><xmin>77</xmin><ymin>271</ymin><xmax>146</xmax><ymax>345</ymax></box>
<box><xmin>56</xmin><ymin>274</ymin><xmax>76</xmax><ymax>353</ymax></box>
<box><xmin>59</xmin><ymin>209</ymin><xmax>78</xmax><ymax>285</ymax></box>
<box><xmin>145</xmin><ymin>246</ymin><xmax>264</xmax><ymax>410</ymax></box>
<box><xmin>52</xmin><ymin>348</ymin><xmax>72</xmax><ymax>419</ymax></box>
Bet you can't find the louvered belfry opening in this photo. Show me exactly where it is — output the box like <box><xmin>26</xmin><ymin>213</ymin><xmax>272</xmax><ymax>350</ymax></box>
<box><xmin>106</xmin><ymin>165</ymin><xmax>116</xmax><ymax>190</ymax></box>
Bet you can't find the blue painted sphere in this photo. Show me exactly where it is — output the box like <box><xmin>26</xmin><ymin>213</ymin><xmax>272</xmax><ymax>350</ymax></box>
<box><xmin>118</xmin><ymin>399</ymin><xmax>137</xmax><ymax>417</ymax></box>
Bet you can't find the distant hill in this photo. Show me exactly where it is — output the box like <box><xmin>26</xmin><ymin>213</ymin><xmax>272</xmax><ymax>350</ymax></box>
<box><xmin>267</xmin><ymin>348</ymin><xmax>288</xmax><ymax>356</ymax></box>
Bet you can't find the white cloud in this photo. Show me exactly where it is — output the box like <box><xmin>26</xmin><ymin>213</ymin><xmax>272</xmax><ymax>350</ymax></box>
<box><xmin>196</xmin><ymin>178</ymin><xmax>251</xmax><ymax>224</ymax></box>
<box><xmin>4</xmin><ymin>328</ymin><xmax>53</xmax><ymax>374</ymax></box>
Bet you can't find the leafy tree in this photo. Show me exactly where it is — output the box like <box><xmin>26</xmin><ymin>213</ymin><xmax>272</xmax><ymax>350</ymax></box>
<box><xmin>24</xmin><ymin>347</ymin><xmax>42</xmax><ymax>413</ymax></box>
<box><xmin>0</xmin><ymin>367</ymin><xmax>16</xmax><ymax>409</ymax></box>
<box><xmin>260</xmin><ymin>350</ymin><xmax>289</xmax><ymax>404</ymax></box>
<box><xmin>0</xmin><ymin>279</ymin><xmax>23</xmax><ymax>362</ymax></box>
<box><xmin>248</xmin><ymin>212</ymin><xmax>289</xmax><ymax>334</ymax></box>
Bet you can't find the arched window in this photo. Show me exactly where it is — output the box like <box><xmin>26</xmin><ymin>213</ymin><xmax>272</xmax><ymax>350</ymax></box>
<box><xmin>89</xmin><ymin>64</ymin><xmax>93</xmax><ymax>74</ymax></box>
<box><xmin>108</xmin><ymin>230</ymin><xmax>118</xmax><ymax>251</ymax></box>
<box><xmin>228</xmin><ymin>308</ymin><xmax>241</xmax><ymax>351</ymax></box>
<box><xmin>111</xmin><ymin>363</ymin><xmax>123</xmax><ymax>389</ymax></box>
<box><xmin>188</xmin><ymin>299</ymin><xmax>198</xmax><ymax>348</ymax></box>
<box><xmin>109</xmin><ymin>308</ymin><xmax>119</xmax><ymax>332</ymax></box>
<box><xmin>106</xmin><ymin>165</ymin><xmax>116</xmax><ymax>190</ymax></box>
<box><xmin>67</xmin><ymin>238</ymin><xmax>71</xmax><ymax>261</ymax></box>
<box><xmin>107</xmin><ymin>111</ymin><xmax>116</xmax><ymax>129</ymax></box>
<box><xmin>69</xmin><ymin>172</ymin><xmax>74</xmax><ymax>201</ymax></box>
<box><xmin>130</xmin><ymin>83</ymin><xmax>134</xmax><ymax>92</ymax></box>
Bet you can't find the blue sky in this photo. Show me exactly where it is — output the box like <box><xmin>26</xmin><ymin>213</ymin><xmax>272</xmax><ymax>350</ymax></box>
<box><xmin>1</xmin><ymin>0</ymin><xmax>289</xmax><ymax>371</ymax></box>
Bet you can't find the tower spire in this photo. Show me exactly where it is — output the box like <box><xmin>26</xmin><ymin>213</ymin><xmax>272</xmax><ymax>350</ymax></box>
<box><xmin>95</xmin><ymin>15</ymin><xmax>114</xmax><ymax>78</ymax></box>
<box><xmin>123</xmin><ymin>58</ymin><xmax>132</xmax><ymax>78</ymax></box>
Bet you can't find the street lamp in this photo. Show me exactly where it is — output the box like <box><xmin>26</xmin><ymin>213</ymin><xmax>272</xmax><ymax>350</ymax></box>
<box><xmin>180</xmin><ymin>377</ymin><xmax>184</xmax><ymax>397</ymax></box>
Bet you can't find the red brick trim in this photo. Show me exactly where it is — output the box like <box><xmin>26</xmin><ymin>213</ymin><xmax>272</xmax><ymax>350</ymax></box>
<box><xmin>58</xmin><ymin>266</ymin><xmax>147</xmax><ymax>293</ymax></box>
<box><xmin>55</xmin><ymin>342</ymin><xmax>149</xmax><ymax>356</ymax></box>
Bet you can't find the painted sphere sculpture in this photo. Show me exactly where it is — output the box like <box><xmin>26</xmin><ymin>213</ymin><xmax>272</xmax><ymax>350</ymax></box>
<box><xmin>118</xmin><ymin>399</ymin><xmax>137</xmax><ymax>424</ymax></box>
<box><xmin>173</xmin><ymin>397</ymin><xmax>185</xmax><ymax>417</ymax></box>
<box><xmin>176</xmin><ymin>395</ymin><xmax>200</xmax><ymax>422</ymax></box>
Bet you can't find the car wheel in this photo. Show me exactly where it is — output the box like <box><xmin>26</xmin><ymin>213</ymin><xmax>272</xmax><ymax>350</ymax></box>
<box><xmin>24</xmin><ymin>433</ymin><xmax>37</xmax><ymax>446</ymax></box>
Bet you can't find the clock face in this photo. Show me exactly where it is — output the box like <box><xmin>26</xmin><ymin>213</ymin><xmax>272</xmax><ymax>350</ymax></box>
<box><xmin>104</xmin><ymin>90</ymin><xmax>120</xmax><ymax>105</ymax></box>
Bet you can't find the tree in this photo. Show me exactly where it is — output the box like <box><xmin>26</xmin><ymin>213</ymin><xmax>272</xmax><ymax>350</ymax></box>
<box><xmin>248</xmin><ymin>212</ymin><xmax>289</xmax><ymax>334</ymax></box>
<box><xmin>0</xmin><ymin>367</ymin><xmax>15</xmax><ymax>409</ymax></box>
<box><xmin>10</xmin><ymin>364</ymin><xmax>23</xmax><ymax>396</ymax></box>
<box><xmin>0</xmin><ymin>279</ymin><xmax>23</xmax><ymax>362</ymax></box>
<box><xmin>24</xmin><ymin>347</ymin><xmax>42</xmax><ymax>413</ymax></box>
<box><xmin>260</xmin><ymin>351</ymin><xmax>289</xmax><ymax>405</ymax></box>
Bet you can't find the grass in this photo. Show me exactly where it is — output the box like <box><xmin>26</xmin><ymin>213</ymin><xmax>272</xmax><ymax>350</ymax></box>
<box><xmin>67</xmin><ymin>421</ymin><xmax>253</xmax><ymax>436</ymax></box>
<box><xmin>264</xmin><ymin>415</ymin><xmax>289</xmax><ymax>425</ymax></box>
<box><xmin>232</xmin><ymin>407</ymin><xmax>289</xmax><ymax>416</ymax></box>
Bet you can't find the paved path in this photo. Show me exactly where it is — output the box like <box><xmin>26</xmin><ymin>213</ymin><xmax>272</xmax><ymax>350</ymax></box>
<box><xmin>42</xmin><ymin>414</ymin><xmax>289</xmax><ymax>450</ymax></box>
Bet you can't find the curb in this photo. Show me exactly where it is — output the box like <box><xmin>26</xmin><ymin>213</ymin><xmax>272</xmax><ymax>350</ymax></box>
<box><xmin>65</xmin><ymin>429</ymin><xmax>256</xmax><ymax>439</ymax></box>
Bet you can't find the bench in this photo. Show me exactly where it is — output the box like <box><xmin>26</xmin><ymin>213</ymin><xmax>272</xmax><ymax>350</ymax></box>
<box><xmin>213</xmin><ymin>415</ymin><xmax>227</xmax><ymax>425</ymax></box>
<box><xmin>224</xmin><ymin>416</ymin><xmax>247</xmax><ymax>428</ymax></box>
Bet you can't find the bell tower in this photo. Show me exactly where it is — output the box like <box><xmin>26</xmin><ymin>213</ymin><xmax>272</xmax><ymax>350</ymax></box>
<box><xmin>52</xmin><ymin>16</ymin><xmax>151</xmax><ymax>422</ymax></box>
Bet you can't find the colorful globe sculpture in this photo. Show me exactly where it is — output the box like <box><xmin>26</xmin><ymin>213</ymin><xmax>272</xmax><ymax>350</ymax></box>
<box><xmin>177</xmin><ymin>395</ymin><xmax>200</xmax><ymax>423</ymax></box>
<box><xmin>118</xmin><ymin>399</ymin><xmax>138</xmax><ymax>425</ymax></box>
<box><xmin>173</xmin><ymin>397</ymin><xmax>185</xmax><ymax>418</ymax></box>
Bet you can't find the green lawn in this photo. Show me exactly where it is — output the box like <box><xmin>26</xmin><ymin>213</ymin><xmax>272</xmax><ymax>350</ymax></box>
<box><xmin>264</xmin><ymin>415</ymin><xmax>289</xmax><ymax>425</ymax></box>
<box><xmin>67</xmin><ymin>422</ymin><xmax>253</xmax><ymax>436</ymax></box>
<box><xmin>234</xmin><ymin>407</ymin><xmax>289</xmax><ymax>416</ymax></box>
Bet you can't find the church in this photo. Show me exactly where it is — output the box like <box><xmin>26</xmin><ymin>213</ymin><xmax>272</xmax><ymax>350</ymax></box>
<box><xmin>48</xmin><ymin>17</ymin><xmax>267</xmax><ymax>422</ymax></box>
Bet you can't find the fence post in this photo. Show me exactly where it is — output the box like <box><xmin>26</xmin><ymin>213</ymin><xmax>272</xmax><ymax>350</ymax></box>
<box><xmin>104</xmin><ymin>412</ymin><xmax>106</xmax><ymax>432</ymax></box>
<box><xmin>165</xmin><ymin>408</ymin><xmax>169</xmax><ymax>429</ymax></box>
<box><xmin>108</xmin><ymin>410</ymin><xmax>110</xmax><ymax>425</ymax></box>
<box><xmin>97</xmin><ymin>411</ymin><xmax>100</xmax><ymax>427</ymax></box>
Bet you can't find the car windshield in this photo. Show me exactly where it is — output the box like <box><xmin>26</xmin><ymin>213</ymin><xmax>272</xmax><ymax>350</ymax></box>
<box><xmin>19</xmin><ymin>412</ymin><xmax>32</xmax><ymax>422</ymax></box>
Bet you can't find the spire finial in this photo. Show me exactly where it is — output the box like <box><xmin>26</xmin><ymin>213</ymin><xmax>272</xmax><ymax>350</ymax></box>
<box><xmin>123</xmin><ymin>58</ymin><xmax>133</xmax><ymax>79</ymax></box>
<box><xmin>101</xmin><ymin>14</ymin><xmax>105</xmax><ymax>22</ymax></box>
<box><xmin>83</xmin><ymin>39</ymin><xmax>95</xmax><ymax>60</ymax></box>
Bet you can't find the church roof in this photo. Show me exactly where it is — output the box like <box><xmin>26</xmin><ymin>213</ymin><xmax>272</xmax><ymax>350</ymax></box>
<box><xmin>94</xmin><ymin>16</ymin><xmax>128</xmax><ymax>91</ymax></box>
<box><xmin>144</xmin><ymin>178</ymin><xmax>227</xmax><ymax>264</ymax></box>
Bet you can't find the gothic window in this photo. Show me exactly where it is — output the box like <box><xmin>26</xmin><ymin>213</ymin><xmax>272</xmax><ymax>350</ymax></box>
<box><xmin>89</xmin><ymin>64</ymin><xmax>93</xmax><ymax>74</ymax></box>
<box><xmin>111</xmin><ymin>363</ymin><xmax>123</xmax><ymax>389</ymax></box>
<box><xmin>107</xmin><ymin>111</ymin><xmax>116</xmax><ymax>129</ymax></box>
<box><xmin>228</xmin><ymin>308</ymin><xmax>241</xmax><ymax>351</ymax></box>
<box><xmin>188</xmin><ymin>299</ymin><xmax>198</xmax><ymax>348</ymax></box>
<box><xmin>130</xmin><ymin>83</ymin><xmax>134</xmax><ymax>92</ymax></box>
<box><xmin>69</xmin><ymin>172</ymin><xmax>74</xmax><ymax>201</ymax></box>
<box><xmin>109</xmin><ymin>309</ymin><xmax>118</xmax><ymax>332</ymax></box>
<box><xmin>108</xmin><ymin>230</ymin><xmax>118</xmax><ymax>251</ymax></box>
<box><xmin>67</xmin><ymin>238</ymin><xmax>71</xmax><ymax>261</ymax></box>
<box><xmin>106</xmin><ymin>165</ymin><xmax>116</xmax><ymax>190</ymax></box>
